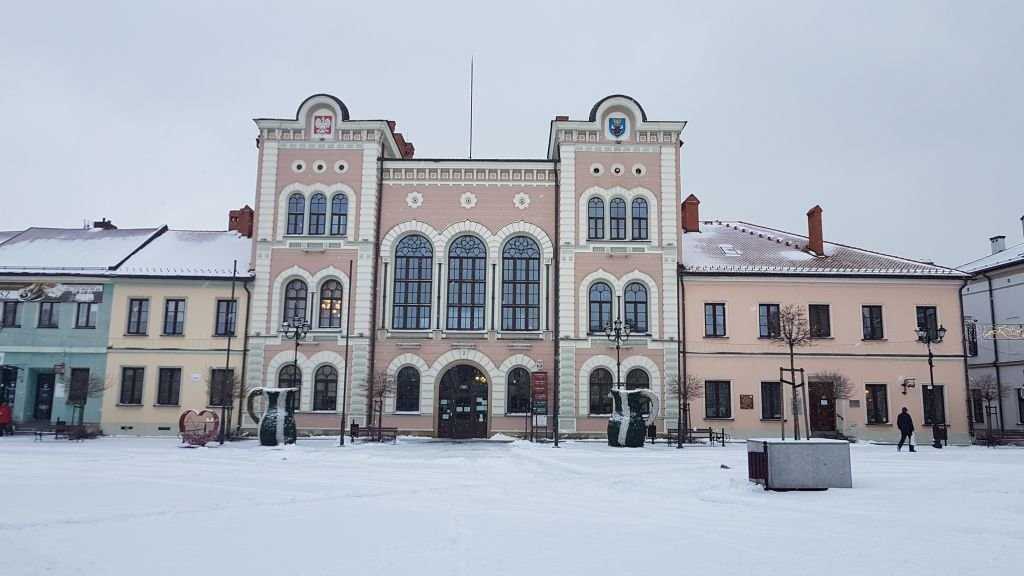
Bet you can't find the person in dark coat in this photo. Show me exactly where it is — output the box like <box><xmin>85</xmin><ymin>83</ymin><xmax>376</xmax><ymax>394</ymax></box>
<box><xmin>897</xmin><ymin>407</ymin><xmax>915</xmax><ymax>452</ymax></box>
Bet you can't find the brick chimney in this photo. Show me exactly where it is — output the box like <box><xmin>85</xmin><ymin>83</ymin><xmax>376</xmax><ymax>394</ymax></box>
<box><xmin>990</xmin><ymin>235</ymin><xmax>1006</xmax><ymax>255</ymax></box>
<box><xmin>93</xmin><ymin>218</ymin><xmax>116</xmax><ymax>230</ymax></box>
<box><xmin>228</xmin><ymin>205</ymin><xmax>254</xmax><ymax>238</ymax></box>
<box><xmin>555</xmin><ymin>115</ymin><xmax>569</xmax><ymax>121</ymax></box>
<box><xmin>806</xmin><ymin>205</ymin><xmax>824</xmax><ymax>256</ymax></box>
<box><xmin>681</xmin><ymin>194</ymin><xmax>700</xmax><ymax>233</ymax></box>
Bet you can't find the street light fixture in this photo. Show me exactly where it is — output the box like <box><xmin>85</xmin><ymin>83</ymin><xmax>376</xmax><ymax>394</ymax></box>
<box><xmin>603</xmin><ymin>302</ymin><xmax>632</xmax><ymax>390</ymax></box>
<box><xmin>915</xmin><ymin>323</ymin><xmax>947</xmax><ymax>449</ymax></box>
<box><xmin>281</xmin><ymin>315</ymin><xmax>311</xmax><ymax>411</ymax></box>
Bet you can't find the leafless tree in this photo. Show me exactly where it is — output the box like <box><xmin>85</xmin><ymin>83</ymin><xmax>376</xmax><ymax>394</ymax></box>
<box><xmin>774</xmin><ymin>304</ymin><xmax>812</xmax><ymax>439</ymax></box>
<box><xmin>64</xmin><ymin>372</ymin><xmax>112</xmax><ymax>426</ymax></box>
<box><xmin>205</xmin><ymin>369</ymin><xmax>245</xmax><ymax>440</ymax></box>
<box><xmin>810</xmin><ymin>370</ymin><xmax>854</xmax><ymax>431</ymax></box>
<box><xmin>359</xmin><ymin>370</ymin><xmax>396</xmax><ymax>439</ymax></box>
<box><xmin>666</xmin><ymin>373</ymin><xmax>704</xmax><ymax>435</ymax></box>
<box><xmin>971</xmin><ymin>374</ymin><xmax>1009</xmax><ymax>444</ymax></box>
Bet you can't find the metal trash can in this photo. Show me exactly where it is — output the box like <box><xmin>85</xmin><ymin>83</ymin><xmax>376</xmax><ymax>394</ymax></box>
<box><xmin>932</xmin><ymin>423</ymin><xmax>948</xmax><ymax>447</ymax></box>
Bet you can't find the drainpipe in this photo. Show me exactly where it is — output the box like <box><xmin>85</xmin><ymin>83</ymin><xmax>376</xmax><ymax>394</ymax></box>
<box><xmin>981</xmin><ymin>272</ymin><xmax>1004</xmax><ymax>431</ymax></box>
<box><xmin>677</xmin><ymin>271</ymin><xmax>686</xmax><ymax>449</ymax></box>
<box><xmin>552</xmin><ymin>156</ymin><xmax>561</xmax><ymax>448</ymax></box>
<box><xmin>958</xmin><ymin>279</ymin><xmax>974</xmax><ymax>437</ymax></box>
<box><xmin>365</xmin><ymin>142</ymin><xmax>385</xmax><ymax>426</ymax></box>
<box><xmin>236</xmin><ymin>280</ymin><xmax>253</xmax><ymax>430</ymax></box>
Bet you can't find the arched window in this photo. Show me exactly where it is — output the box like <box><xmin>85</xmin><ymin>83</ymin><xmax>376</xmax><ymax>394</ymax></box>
<box><xmin>396</xmin><ymin>366</ymin><xmax>420</xmax><ymax>412</ymax></box>
<box><xmin>589</xmin><ymin>368</ymin><xmax>613</xmax><ymax>414</ymax></box>
<box><xmin>447</xmin><ymin>235</ymin><xmax>486</xmax><ymax>331</ymax></box>
<box><xmin>287</xmin><ymin>193</ymin><xmax>305</xmax><ymax>235</ymax></box>
<box><xmin>631</xmin><ymin>198</ymin><xmax>648</xmax><ymax>240</ymax></box>
<box><xmin>392</xmin><ymin>235</ymin><xmax>433</xmax><ymax>330</ymax></box>
<box><xmin>313</xmin><ymin>365</ymin><xmax>338</xmax><ymax>411</ymax></box>
<box><xmin>501</xmin><ymin>236</ymin><xmax>541</xmax><ymax>331</ymax></box>
<box><xmin>589</xmin><ymin>282</ymin><xmax>612</xmax><ymax>333</ymax></box>
<box><xmin>309</xmin><ymin>193</ymin><xmax>327</xmax><ymax>235</ymax></box>
<box><xmin>626</xmin><ymin>368</ymin><xmax>652</xmax><ymax>414</ymax></box>
<box><xmin>330</xmin><ymin>194</ymin><xmax>348</xmax><ymax>236</ymax></box>
<box><xmin>278</xmin><ymin>364</ymin><xmax>302</xmax><ymax>411</ymax></box>
<box><xmin>587</xmin><ymin>198</ymin><xmax>605</xmax><ymax>240</ymax></box>
<box><xmin>283</xmin><ymin>279</ymin><xmax>308</xmax><ymax>324</ymax></box>
<box><xmin>624</xmin><ymin>282</ymin><xmax>648</xmax><ymax>333</ymax></box>
<box><xmin>610</xmin><ymin>198</ymin><xmax>626</xmax><ymax>240</ymax></box>
<box><xmin>507</xmin><ymin>367</ymin><xmax>531</xmax><ymax>414</ymax></box>
<box><xmin>318</xmin><ymin>280</ymin><xmax>343</xmax><ymax>329</ymax></box>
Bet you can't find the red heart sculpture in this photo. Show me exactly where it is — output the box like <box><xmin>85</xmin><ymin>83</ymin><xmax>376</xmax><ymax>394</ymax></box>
<box><xmin>178</xmin><ymin>409</ymin><xmax>221</xmax><ymax>447</ymax></box>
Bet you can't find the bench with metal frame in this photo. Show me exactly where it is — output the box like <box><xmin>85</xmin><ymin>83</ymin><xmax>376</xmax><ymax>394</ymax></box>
<box><xmin>350</xmin><ymin>422</ymin><xmax>398</xmax><ymax>444</ymax></box>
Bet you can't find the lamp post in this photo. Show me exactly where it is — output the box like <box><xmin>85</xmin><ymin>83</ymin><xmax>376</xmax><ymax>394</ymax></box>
<box><xmin>281</xmin><ymin>315</ymin><xmax>311</xmax><ymax>411</ymax></box>
<box><xmin>915</xmin><ymin>323</ymin><xmax>947</xmax><ymax>449</ymax></box>
<box><xmin>603</xmin><ymin>299</ymin><xmax>632</xmax><ymax>389</ymax></box>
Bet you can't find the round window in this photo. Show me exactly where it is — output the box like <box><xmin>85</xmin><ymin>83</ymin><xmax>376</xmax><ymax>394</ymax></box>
<box><xmin>292</xmin><ymin>160</ymin><xmax>305</xmax><ymax>173</ymax></box>
<box><xmin>334</xmin><ymin>161</ymin><xmax>348</xmax><ymax>174</ymax></box>
<box><xmin>590</xmin><ymin>163</ymin><xmax>604</xmax><ymax>176</ymax></box>
<box><xmin>611</xmin><ymin>163</ymin><xmax>624</xmax><ymax>176</ymax></box>
<box><xmin>313</xmin><ymin>161</ymin><xmax>327</xmax><ymax>173</ymax></box>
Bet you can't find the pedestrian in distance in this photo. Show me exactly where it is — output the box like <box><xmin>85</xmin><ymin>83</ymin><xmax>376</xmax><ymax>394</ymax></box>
<box><xmin>897</xmin><ymin>407</ymin><xmax>915</xmax><ymax>452</ymax></box>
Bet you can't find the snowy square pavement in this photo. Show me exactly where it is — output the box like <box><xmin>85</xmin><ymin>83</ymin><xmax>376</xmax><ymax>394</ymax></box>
<box><xmin>2</xmin><ymin>437</ymin><xmax>1021</xmax><ymax>576</ymax></box>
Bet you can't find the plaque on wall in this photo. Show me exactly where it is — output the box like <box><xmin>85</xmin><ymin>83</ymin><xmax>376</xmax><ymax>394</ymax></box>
<box><xmin>739</xmin><ymin>395</ymin><xmax>754</xmax><ymax>410</ymax></box>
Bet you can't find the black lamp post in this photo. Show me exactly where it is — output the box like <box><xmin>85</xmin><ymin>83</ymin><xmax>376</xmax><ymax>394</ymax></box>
<box><xmin>603</xmin><ymin>300</ymin><xmax>632</xmax><ymax>390</ymax></box>
<box><xmin>281</xmin><ymin>315</ymin><xmax>311</xmax><ymax>409</ymax></box>
<box><xmin>915</xmin><ymin>323</ymin><xmax>947</xmax><ymax>449</ymax></box>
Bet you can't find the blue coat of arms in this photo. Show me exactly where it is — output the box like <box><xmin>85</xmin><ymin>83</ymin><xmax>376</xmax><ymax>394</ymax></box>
<box><xmin>608</xmin><ymin>117</ymin><xmax>626</xmax><ymax>138</ymax></box>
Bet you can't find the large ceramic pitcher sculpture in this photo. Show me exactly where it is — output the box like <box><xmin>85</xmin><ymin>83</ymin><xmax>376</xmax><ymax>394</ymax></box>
<box><xmin>608</xmin><ymin>388</ymin><xmax>660</xmax><ymax>447</ymax></box>
<box><xmin>246</xmin><ymin>387</ymin><xmax>298</xmax><ymax>446</ymax></box>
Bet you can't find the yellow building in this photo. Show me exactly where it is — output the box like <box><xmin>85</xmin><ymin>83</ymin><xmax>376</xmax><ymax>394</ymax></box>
<box><xmin>101</xmin><ymin>230</ymin><xmax>252</xmax><ymax>436</ymax></box>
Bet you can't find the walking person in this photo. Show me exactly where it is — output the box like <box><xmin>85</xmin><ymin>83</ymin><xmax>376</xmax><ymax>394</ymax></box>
<box><xmin>897</xmin><ymin>407</ymin><xmax>915</xmax><ymax>452</ymax></box>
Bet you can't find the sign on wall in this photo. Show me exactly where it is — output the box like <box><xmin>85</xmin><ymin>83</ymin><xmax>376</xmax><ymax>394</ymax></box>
<box><xmin>531</xmin><ymin>372</ymin><xmax>548</xmax><ymax>416</ymax></box>
<box><xmin>0</xmin><ymin>283</ymin><xmax>103</xmax><ymax>303</ymax></box>
<box><xmin>739</xmin><ymin>395</ymin><xmax>754</xmax><ymax>410</ymax></box>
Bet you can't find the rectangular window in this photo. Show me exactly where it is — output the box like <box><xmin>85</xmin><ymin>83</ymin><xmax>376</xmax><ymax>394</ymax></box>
<box><xmin>922</xmin><ymin>385</ymin><xmax>946</xmax><ymax>425</ymax></box>
<box><xmin>865</xmin><ymin>384</ymin><xmax>888</xmax><ymax>424</ymax></box>
<box><xmin>761</xmin><ymin>381</ymin><xmax>782</xmax><ymax>420</ymax></box>
<box><xmin>209</xmin><ymin>368</ymin><xmax>235</xmax><ymax>407</ymax></box>
<box><xmin>809</xmin><ymin>304</ymin><xmax>831</xmax><ymax>338</ymax></box>
<box><xmin>75</xmin><ymin>302</ymin><xmax>98</xmax><ymax>329</ymax></box>
<box><xmin>119</xmin><ymin>367</ymin><xmax>145</xmax><ymax>405</ymax></box>
<box><xmin>38</xmin><ymin>302</ymin><xmax>60</xmax><ymax>328</ymax></box>
<box><xmin>156</xmin><ymin>368</ymin><xmax>181</xmax><ymax>406</ymax></box>
<box><xmin>965</xmin><ymin>320</ymin><xmax>978</xmax><ymax>357</ymax></box>
<box><xmin>705</xmin><ymin>380</ymin><xmax>731</xmax><ymax>419</ymax></box>
<box><xmin>215</xmin><ymin>299</ymin><xmax>237</xmax><ymax>336</ymax></box>
<box><xmin>2</xmin><ymin>301</ymin><xmax>21</xmax><ymax>327</ymax></box>
<box><xmin>970</xmin><ymin>388</ymin><xmax>985</xmax><ymax>423</ymax></box>
<box><xmin>126</xmin><ymin>298</ymin><xmax>149</xmax><ymax>335</ymax></box>
<box><xmin>68</xmin><ymin>368</ymin><xmax>91</xmax><ymax>405</ymax></box>
<box><xmin>916</xmin><ymin>306</ymin><xmax>938</xmax><ymax>340</ymax></box>
<box><xmin>163</xmin><ymin>299</ymin><xmax>186</xmax><ymax>335</ymax></box>
<box><xmin>704</xmin><ymin>303</ymin><xmax>726</xmax><ymax>337</ymax></box>
<box><xmin>862</xmin><ymin>305</ymin><xmax>884</xmax><ymax>340</ymax></box>
<box><xmin>758</xmin><ymin>304</ymin><xmax>780</xmax><ymax>338</ymax></box>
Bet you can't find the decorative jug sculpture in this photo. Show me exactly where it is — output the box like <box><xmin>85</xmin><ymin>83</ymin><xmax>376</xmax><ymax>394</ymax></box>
<box><xmin>246</xmin><ymin>387</ymin><xmax>298</xmax><ymax>446</ymax></box>
<box><xmin>608</xmin><ymin>388</ymin><xmax>660</xmax><ymax>447</ymax></box>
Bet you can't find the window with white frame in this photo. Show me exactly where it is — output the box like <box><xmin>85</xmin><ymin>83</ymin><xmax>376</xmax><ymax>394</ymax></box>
<box><xmin>446</xmin><ymin>235</ymin><xmax>486</xmax><ymax>331</ymax></box>
<box><xmin>286</xmin><ymin>193</ymin><xmax>305</xmax><ymax>235</ymax></box>
<box><xmin>393</xmin><ymin>235</ymin><xmax>433</xmax><ymax>330</ymax></box>
<box><xmin>623</xmin><ymin>282</ymin><xmax>648</xmax><ymax>333</ymax></box>
<box><xmin>588</xmin><ymin>282</ymin><xmax>612</xmax><ymax>333</ymax></box>
<box><xmin>309</xmin><ymin>193</ymin><xmax>327</xmax><ymax>235</ymax></box>
<box><xmin>313</xmin><ymin>365</ymin><xmax>337</xmax><ymax>411</ymax></box>
<box><xmin>283</xmin><ymin>279</ymin><xmax>308</xmax><ymax>324</ymax></box>
<box><xmin>501</xmin><ymin>236</ymin><xmax>540</xmax><ymax>331</ymax></box>
<box><xmin>330</xmin><ymin>194</ymin><xmax>348</xmax><ymax>236</ymax></box>
<box><xmin>318</xmin><ymin>280</ymin><xmax>343</xmax><ymax>329</ymax></box>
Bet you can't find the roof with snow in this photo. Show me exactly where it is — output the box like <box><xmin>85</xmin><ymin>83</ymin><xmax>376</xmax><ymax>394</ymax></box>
<box><xmin>0</xmin><ymin>227</ymin><xmax>164</xmax><ymax>275</ymax></box>
<box><xmin>958</xmin><ymin>241</ymin><xmax>1024</xmax><ymax>274</ymax></box>
<box><xmin>115</xmin><ymin>230</ymin><xmax>252</xmax><ymax>278</ymax></box>
<box><xmin>0</xmin><ymin>231</ymin><xmax>21</xmax><ymax>246</ymax></box>
<box><xmin>683</xmin><ymin>221</ymin><xmax>967</xmax><ymax>278</ymax></box>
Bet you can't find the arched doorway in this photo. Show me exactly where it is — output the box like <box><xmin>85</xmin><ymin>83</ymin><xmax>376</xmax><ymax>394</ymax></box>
<box><xmin>437</xmin><ymin>364</ymin><xmax>488</xmax><ymax>439</ymax></box>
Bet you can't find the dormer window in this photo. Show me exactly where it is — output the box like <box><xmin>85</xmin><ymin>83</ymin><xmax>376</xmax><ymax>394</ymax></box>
<box><xmin>719</xmin><ymin>244</ymin><xmax>741</xmax><ymax>255</ymax></box>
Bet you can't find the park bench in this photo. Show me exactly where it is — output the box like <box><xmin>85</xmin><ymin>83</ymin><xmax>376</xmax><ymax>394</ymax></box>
<box><xmin>33</xmin><ymin>419</ymin><xmax>88</xmax><ymax>442</ymax></box>
<box><xmin>350</xmin><ymin>422</ymin><xmax>398</xmax><ymax>444</ymax></box>
<box><xmin>663</xmin><ymin>427</ymin><xmax>728</xmax><ymax>447</ymax></box>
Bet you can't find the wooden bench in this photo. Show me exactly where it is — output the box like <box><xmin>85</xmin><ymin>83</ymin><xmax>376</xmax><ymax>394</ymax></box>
<box><xmin>33</xmin><ymin>420</ymin><xmax>87</xmax><ymax>442</ymax></box>
<box><xmin>350</xmin><ymin>423</ymin><xmax>398</xmax><ymax>444</ymax></box>
<box><xmin>664</xmin><ymin>427</ymin><xmax>728</xmax><ymax>447</ymax></box>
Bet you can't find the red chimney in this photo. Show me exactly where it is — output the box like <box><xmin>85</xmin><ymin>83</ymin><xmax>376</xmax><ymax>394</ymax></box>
<box><xmin>806</xmin><ymin>205</ymin><xmax>824</xmax><ymax>256</ymax></box>
<box><xmin>681</xmin><ymin>194</ymin><xmax>700</xmax><ymax>233</ymax></box>
<box><xmin>229</xmin><ymin>205</ymin><xmax>254</xmax><ymax>238</ymax></box>
<box><xmin>555</xmin><ymin>115</ymin><xmax>569</xmax><ymax>121</ymax></box>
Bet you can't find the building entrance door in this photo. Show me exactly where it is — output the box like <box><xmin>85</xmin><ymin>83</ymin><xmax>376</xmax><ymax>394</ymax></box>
<box><xmin>34</xmin><ymin>374</ymin><xmax>55</xmax><ymax>421</ymax></box>
<box><xmin>437</xmin><ymin>365</ymin><xmax>488</xmax><ymax>439</ymax></box>
<box><xmin>808</xmin><ymin>381</ymin><xmax>836</xmax><ymax>432</ymax></box>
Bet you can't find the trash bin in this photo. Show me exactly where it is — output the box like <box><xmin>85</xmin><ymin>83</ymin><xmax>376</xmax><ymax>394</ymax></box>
<box><xmin>932</xmin><ymin>423</ymin><xmax>948</xmax><ymax>447</ymax></box>
<box><xmin>647</xmin><ymin>424</ymin><xmax>658</xmax><ymax>444</ymax></box>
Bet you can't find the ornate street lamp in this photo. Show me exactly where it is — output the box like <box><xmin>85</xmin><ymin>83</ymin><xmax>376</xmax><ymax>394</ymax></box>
<box><xmin>915</xmin><ymin>323</ymin><xmax>947</xmax><ymax>449</ymax></box>
<box><xmin>604</xmin><ymin>304</ymin><xmax>633</xmax><ymax>390</ymax></box>
<box><xmin>281</xmin><ymin>315</ymin><xmax>311</xmax><ymax>410</ymax></box>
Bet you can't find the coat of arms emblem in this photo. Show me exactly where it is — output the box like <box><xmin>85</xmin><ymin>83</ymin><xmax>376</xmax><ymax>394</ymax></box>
<box><xmin>608</xmin><ymin>117</ymin><xmax>626</xmax><ymax>138</ymax></box>
<box><xmin>313</xmin><ymin>115</ymin><xmax>333</xmax><ymax>136</ymax></box>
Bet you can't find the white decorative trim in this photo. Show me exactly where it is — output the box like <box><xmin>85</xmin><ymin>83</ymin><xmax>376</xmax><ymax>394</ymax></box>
<box><xmin>577</xmin><ymin>186</ymin><xmax>659</xmax><ymax>245</ymax></box>
<box><xmin>575</xmin><ymin>269</ymin><xmax>661</xmax><ymax>338</ymax></box>
<box><xmin>578</xmin><ymin>354</ymin><xmax>617</xmax><ymax>415</ymax></box>
<box><xmin>494</xmin><ymin>354</ymin><xmax>542</xmax><ymax>414</ymax></box>
<box><xmin>493</xmin><ymin>221</ymin><xmax>554</xmax><ymax>263</ymax></box>
<box><xmin>334</xmin><ymin>160</ymin><xmax>348</xmax><ymax>174</ymax></box>
<box><xmin>270</xmin><ymin>266</ymin><xmax>314</xmax><ymax>331</ymax></box>
<box><xmin>610</xmin><ymin>163</ymin><xmax>625</xmax><ymax>176</ymax></box>
<box><xmin>406</xmin><ymin>191</ymin><xmax>423</xmax><ymax>209</ymax></box>
<box><xmin>276</xmin><ymin>182</ymin><xmax>357</xmax><ymax>241</ymax></box>
<box><xmin>513</xmin><ymin>192</ymin><xmax>530</xmax><ymax>210</ymax></box>
<box><xmin>380</xmin><ymin>220</ymin><xmax>443</xmax><ymax>261</ymax></box>
<box><xmin>428</xmin><ymin>350</ymin><xmax>500</xmax><ymax>403</ymax></box>
<box><xmin>311</xmin><ymin>266</ymin><xmax>352</xmax><ymax>331</ymax></box>
<box><xmin>312</xmin><ymin>160</ymin><xmax>327</xmax><ymax>173</ymax></box>
<box><xmin>384</xmin><ymin>354</ymin><xmax>431</xmax><ymax>413</ymax></box>
<box><xmin>292</xmin><ymin>160</ymin><xmax>306</xmax><ymax>173</ymax></box>
<box><xmin>577</xmin><ymin>269</ymin><xmax>619</xmax><ymax>336</ymax></box>
<box><xmin>459</xmin><ymin>191</ymin><xmax>478</xmax><ymax>209</ymax></box>
<box><xmin>632</xmin><ymin>163</ymin><xmax>646</xmax><ymax>177</ymax></box>
<box><xmin>590</xmin><ymin>163</ymin><xmax>604</xmax><ymax>176</ymax></box>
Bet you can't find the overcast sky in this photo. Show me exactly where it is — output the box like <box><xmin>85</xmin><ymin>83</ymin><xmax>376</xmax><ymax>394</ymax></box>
<box><xmin>2</xmin><ymin>1</ymin><xmax>1021</xmax><ymax>267</ymax></box>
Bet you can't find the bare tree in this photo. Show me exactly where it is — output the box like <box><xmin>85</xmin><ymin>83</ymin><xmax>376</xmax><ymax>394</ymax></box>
<box><xmin>810</xmin><ymin>370</ymin><xmax>854</xmax><ymax>432</ymax></box>
<box><xmin>359</xmin><ymin>370</ymin><xmax>396</xmax><ymax>439</ymax></box>
<box><xmin>64</xmin><ymin>372</ymin><xmax>112</xmax><ymax>427</ymax></box>
<box><xmin>971</xmin><ymin>374</ymin><xmax>1009</xmax><ymax>444</ymax></box>
<box><xmin>205</xmin><ymin>369</ymin><xmax>245</xmax><ymax>440</ymax></box>
<box><xmin>774</xmin><ymin>304</ymin><xmax>812</xmax><ymax>439</ymax></box>
<box><xmin>666</xmin><ymin>373</ymin><xmax>704</xmax><ymax>437</ymax></box>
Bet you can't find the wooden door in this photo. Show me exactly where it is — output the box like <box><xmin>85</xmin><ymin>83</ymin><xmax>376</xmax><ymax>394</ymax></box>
<box><xmin>808</xmin><ymin>381</ymin><xmax>835</xmax><ymax>432</ymax></box>
<box><xmin>437</xmin><ymin>365</ymin><xmax>488</xmax><ymax>439</ymax></box>
<box><xmin>34</xmin><ymin>374</ymin><xmax>55</xmax><ymax>421</ymax></box>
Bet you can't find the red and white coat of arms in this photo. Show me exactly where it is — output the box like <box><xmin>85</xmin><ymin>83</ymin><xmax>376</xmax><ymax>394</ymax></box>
<box><xmin>313</xmin><ymin>115</ymin><xmax>333</xmax><ymax>136</ymax></box>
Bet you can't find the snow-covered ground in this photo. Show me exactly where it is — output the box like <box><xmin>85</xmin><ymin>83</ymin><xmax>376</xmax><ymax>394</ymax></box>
<box><xmin>2</xmin><ymin>436</ymin><xmax>1021</xmax><ymax>576</ymax></box>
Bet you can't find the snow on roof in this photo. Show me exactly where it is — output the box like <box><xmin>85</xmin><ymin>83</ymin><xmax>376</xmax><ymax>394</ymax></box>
<box><xmin>683</xmin><ymin>221</ymin><xmax>967</xmax><ymax>278</ymax></box>
<box><xmin>115</xmin><ymin>230</ymin><xmax>252</xmax><ymax>278</ymax></box>
<box><xmin>0</xmin><ymin>231</ymin><xmax>22</xmax><ymax>246</ymax></box>
<box><xmin>957</xmin><ymin>240</ymin><xmax>1024</xmax><ymax>274</ymax></box>
<box><xmin>0</xmin><ymin>227</ymin><xmax>163</xmax><ymax>274</ymax></box>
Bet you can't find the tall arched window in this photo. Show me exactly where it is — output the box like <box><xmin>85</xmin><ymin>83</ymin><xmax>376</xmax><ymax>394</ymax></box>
<box><xmin>309</xmin><ymin>193</ymin><xmax>327</xmax><ymax>235</ymax></box>
<box><xmin>278</xmin><ymin>364</ymin><xmax>302</xmax><ymax>411</ymax></box>
<box><xmin>330</xmin><ymin>194</ymin><xmax>348</xmax><ymax>236</ymax></box>
<box><xmin>624</xmin><ymin>282</ymin><xmax>648</xmax><ymax>333</ymax></box>
<box><xmin>283</xmin><ymin>279</ymin><xmax>308</xmax><ymax>324</ymax></box>
<box><xmin>501</xmin><ymin>236</ymin><xmax>541</xmax><ymax>331</ymax></box>
<box><xmin>626</xmin><ymin>368</ymin><xmax>652</xmax><ymax>414</ymax></box>
<box><xmin>447</xmin><ymin>235</ymin><xmax>486</xmax><ymax>331</ymax></box>
<box><xmin>588</xmin><ymin>198</ymin><xmax>605</xmax><ymax>240</ymax></box>
<box><xmin>396</xmin><ymin>366</ymin><xmax>420</xmax><ymax>412</ymax></box>
<box><xmin>589</xmin><ymin>368</ymin><xmax>613</xmax><ymax>414</ymax></box>
<box><xmin>318</xmin><ymin>280</ymin><xmax>343</xmax><ymax>329</ymax></box>
<box><xmin>589</xmin><ymin>282</ymin><xmax>612</xmax><ymax>333</ymax></box>
<box><xmin>313</xmin><ymin>365</ymin><xmax>338</xmax><ymax>411</ymax></box>
<box><xmin>507</xmin><ymin>367</ymin><xmax>531</xmax><ymax>414</ymax></box>
<box><xmin>631</xmin><ymin>198</ymin><xmax>649</xmax><ymax>240</ymax></box>
<box><xmin>610</xmin><ymin>198</ymin><xmax>626</xmax><ymax>240</ymax></box>
<box><xmin>392</xmin><ymin>235</ymin><xmax>433</xmax><ymax>330</ymax></box>
<box><xmin>287</xmin><ymin>193</ymin><xmax>305</xmax><ymax>235</ymax></box>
